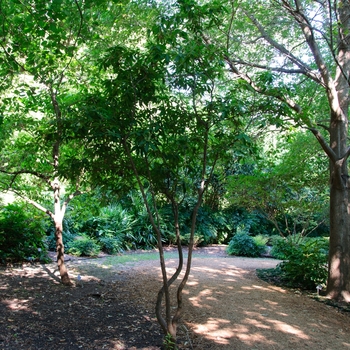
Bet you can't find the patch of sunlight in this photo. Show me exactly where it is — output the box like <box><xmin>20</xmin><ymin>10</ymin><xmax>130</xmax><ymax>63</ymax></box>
<box><xmin>342</xmin><ymin>342</ymin><xmax>350</xmax><ymax>347</ymax></box>
<box><xmin>264</xmin><ymin>300</ymin><xmax>279</xmax><ymax>306</ymax></box>
<box><xmin>245</xmin><ymin>318</ymin><xmax>271</xmax><ymax>329</ymax></box>
<box><xmin>235</xmin><ymin>330</ymin><xmax>277</xmax><ymax>347</ymax></box>
<box><xmin>267</xmin><ymin>319</ymin><xmax>309</xmax><ymax>339</ymax></box>
<box><xmin>223</xmin><ymin>278</ymin><xmax>237</xmax><ymax>282</ymax></box>
<box><xmin>109</xmin><ymin>339</ymin><xmax>127</xmax><ymax>349</ymax></box>
<box><xmin>192</xmin><ymin>266</ymin><xmax>245</xmax><ymax>278</ymax></box>
<box><xmin>191</xmin><ymin>317</ymin><xmax>232</xmax><ymax>345</ymax></box>
<box><xmin>271</xmin><ymin>286</ymin><xmax>287</xmax><ymax>292</ymax></box>
<box><xmin>192</xmin><ymin>266</ymin><xmax>222</xmax><ymax>274</ymax></box>
<box><xmin>192</xmin><ymin>318</ymin><xmax>278</xmax><ymax>347</ymax></box>
<box><xmin>241</xmin><ymin>284</ymin><xmax>287</xmax><ymax>293</ymax></box>
<box><xmin>189</xmin><ymin>289</ymin><xmax>219</xmax><ymax>308</ymax></box>
<box><xmin>244</xmin><ymin>311</ymin><xmax>309</xmax><ymax>340</ymax></box>
<box><xmin>186</xmin><ymin>280</ymin><xmax>199</xmax><ymax>286</ymax></box>
<box><xmin>252</xmin><ymin>284</ymin><xmax>278</xmax><ymax>291</ymax></box>
<box><xmin>3</xmin><ymin>299</ymin><xmax>30</xmax><ymax>311</ymax></box>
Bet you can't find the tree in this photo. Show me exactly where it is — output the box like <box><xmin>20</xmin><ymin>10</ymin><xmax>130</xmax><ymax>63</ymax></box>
<box><xmin>228</xmin><ymin>131</ymin><xmax>329</xmax><ymax>238</ymax></box>
<box><xmin>72</xmin><ymin>25</ymin><xmax>251</xmax><ymax>343</ymax></box>
<box><xmin>0</xmin><ymin>0</ymin><xmax>93</xmax><ymax>284</ymax></box>
<box><xmin>169</xmin><ymin>0</ymin><xmax>350</xmax><ymax>301</ymax></box>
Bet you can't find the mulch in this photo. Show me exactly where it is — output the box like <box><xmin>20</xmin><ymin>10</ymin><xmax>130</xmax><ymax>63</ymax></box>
<box><xmin>0</xmin><ymin>266</ymin><xmax>163</xmax><ymax>350</ymax></box>
<box><xmin>0</xmin><ymin>246</ymin><xmax>229</xmax><ymax>350</ymax></box>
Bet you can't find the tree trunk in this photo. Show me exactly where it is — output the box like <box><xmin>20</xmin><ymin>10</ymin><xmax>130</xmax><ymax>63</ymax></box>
<box><xmin>328</xmin><ymin>175</ymin><xmax>350</xmax><ymax>301</ymax></box>
<box><xmin>327</xmin><ymin>111</ymin><xmax>350</xmax><ymax>301</ymax></box>
<box><xmin>54</xmin><ymin>215</ymin><xmax>71</xmax><ymax>286</ymax></box>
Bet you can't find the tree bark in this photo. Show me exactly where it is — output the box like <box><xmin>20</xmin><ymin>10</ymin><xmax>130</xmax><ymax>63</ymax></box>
<box><xmin>54</xmin><ymin>216</ymin><xmax>71</xmax><ymax>285</ymax></box>
<box><xmin>52</xmin><ymin>177</ymin><xmax>72</xmax><ymax>286</ymax></box>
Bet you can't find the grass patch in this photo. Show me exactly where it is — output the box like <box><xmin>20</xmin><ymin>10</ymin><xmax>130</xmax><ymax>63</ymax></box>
<box><xmin>101</xmin><ymin>251</ymin><xmax>185</xmax><ymax>267</ymax></box>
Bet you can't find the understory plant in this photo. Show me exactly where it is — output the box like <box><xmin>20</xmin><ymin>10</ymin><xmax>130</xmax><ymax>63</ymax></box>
<box><xmin>276</xmin><ymin>236</ymin><xmax>328</xmax><ymax>289</ymax></box>
<box><xmin>67</xmin><ymin>235</ymin><xmax>101</xmax><ymax>257</ymax></box>
<box><xmin>0</xmin><ymin>202</ymin><xmax>48</xmax><ymax>263</ymax></box>
<box><xmin>227</xmin><ymin>233</ymin><xmax>267</xmax><ymax>257</ymax></box>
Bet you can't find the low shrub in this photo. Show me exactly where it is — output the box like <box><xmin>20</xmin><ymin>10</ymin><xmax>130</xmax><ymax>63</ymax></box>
<box><xmin>258</xmin><ymin>234</ymin><xmax>329</xmax><ymax>289</ymax></box>
<box><xmin>275</xmin><ymin>236</ymin><xmax>328</xmax><ymax>289</ymax></box>
<box><xmin>67</xmin><ymin>236</ymin><xmax>101</xmax><ymax>257</ymax></box>
<box><xmin>270</xmin><ymin>235</ymin><xmax>288</xmax><ymax>259</ymax></box>
<box><xmin>252</xmin><ymin>234</ymin><xmax>268</xmax><ymax>253</ymax></box>
<box><xmin>227</xmin><ymin>233</ymin><xmax>266</xmax><ymax>257</ymax></box>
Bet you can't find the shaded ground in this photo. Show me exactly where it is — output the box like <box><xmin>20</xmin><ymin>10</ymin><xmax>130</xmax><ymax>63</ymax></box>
<box><xmin>1</xmin><ymin>246</ymin><xmax>350</xmax><ymax>349</ymax></box>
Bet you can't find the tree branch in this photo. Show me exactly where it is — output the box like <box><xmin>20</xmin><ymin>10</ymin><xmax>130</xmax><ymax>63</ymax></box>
<box><xmin>308</xmin><ymin>127</ymin><xmax>337</xmax><ymax>162</ymax></box>
<box><xmin>224</xmin><ymin>55</ymin><xmax>303</xmax><ymax>113</ymax></box>
<box><xmin>229</xmin><ymin>57</ymin><xmax>315</xmax><ymax>74</ymax></box>
<box><xmin>244</xmin><ymin>10</ymin><xmax>324</xmax><ymax>85</ymax></box>
<box><xmin>9</xmin><ymin>190</ymin><xmax>54</xmax><ymax>219</ymax></box>
<box><xmin>0</xmin><ymin>169</ymin><xmax>51</xmax><ymax>186</ymax></box>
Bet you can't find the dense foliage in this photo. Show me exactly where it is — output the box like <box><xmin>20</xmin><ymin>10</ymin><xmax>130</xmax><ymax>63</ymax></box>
<box><xmin>0</xmin><ymin>202</ymin><xmax>49</xmax><ymax>263</ymax></box>
<box><xmin>4</xmin><ymin>0</ymin><xmax>350</xmax><ymax>344</ymax></box>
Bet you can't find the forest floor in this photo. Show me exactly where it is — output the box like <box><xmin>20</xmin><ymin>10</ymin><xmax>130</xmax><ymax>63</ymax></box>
<box><xmin>1</xmin><ymin>245</ymin><xmax>350</xmax><ymax>349</ymax></box>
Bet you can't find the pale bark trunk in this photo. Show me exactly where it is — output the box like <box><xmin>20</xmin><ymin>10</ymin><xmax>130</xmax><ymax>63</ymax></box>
<box><xmin>54</xmin><ymin>216</ymin><xmax>71</xmax><ymax>285</ymax></box>
<box><xmin>52</xmin><ymin>177</ymin><xmax>71</xmax><ymax>286</ymax></box>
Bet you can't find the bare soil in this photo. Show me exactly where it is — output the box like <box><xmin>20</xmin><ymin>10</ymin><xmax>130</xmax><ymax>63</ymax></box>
<box><xmin>1</xmin><ymin>245</ymin><xmax>350</xmax><ymax>349</ymax></box>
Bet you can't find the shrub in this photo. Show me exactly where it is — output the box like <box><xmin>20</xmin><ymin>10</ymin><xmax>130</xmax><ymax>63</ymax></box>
<box><xmin>276</xmin><ymin>236</ymin><xmax>328</xmax><ymax>289</ymax></box>
<box><xmin>99</xmin><ymin>236</ymin><xmax>123</xmax><ymax>254</ymax></box>
<box><xmin>67</xmin><ymin>236</ymin><xmax>101</xmax><ymax>257</ymax></box>
<box><xmin>270</xmin><ymin>235</ymin><xmax>288</xmax><ymax>259</ymax></box>
<box><xmin>252</xmin><ymin>234</ymin><xmax>268</xmax><ymax>254</ymax></box>
<box><xmin>227</xmin><ymin>233</ymin><xmax>265</xmax><ymax>257</ymax></box>
<box><xmin>0</xmin><ymin>202</ymin><xmax>48</xmax><ymax>263</ymax></box>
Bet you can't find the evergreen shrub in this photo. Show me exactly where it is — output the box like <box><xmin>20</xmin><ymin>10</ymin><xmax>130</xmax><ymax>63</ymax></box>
<box><xmin>227</xmin><ymin>233</ymin><xmax>266</xmax><ymax>257</ymax></box>
<box><xmin>67</xmin><ymin>236</ymin><xmax>101</xmax><ymax>256</ymax></box>
<box><xmin>276</xmin><ymin>236</ymin><xmax>328</xmax><ymax>289</ymax></box>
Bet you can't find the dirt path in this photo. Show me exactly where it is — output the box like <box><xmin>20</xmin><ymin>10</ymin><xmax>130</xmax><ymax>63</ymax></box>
<box><xmin>1</xmin><ymin>247</ymin><xmax>350</xmax><ymax>349</ymax></box>
<box><xmin>121</xmin><ymin>254</ymin><xmax>350</xmax><ymax>349</ymax></box>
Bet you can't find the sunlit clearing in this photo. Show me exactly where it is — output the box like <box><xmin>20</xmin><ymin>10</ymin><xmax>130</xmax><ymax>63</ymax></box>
<box><xmin>191</xmin><ymin>318</ymin><xmax>277</xmax><ymax>346</ymax></box>
<box><xmin>233</xmin><ymin>327</ymin><xmax>277</xmax><ymax>347</ymax></box>
<box><xmin>3</xmin><ymin>299</ymin><xmax>30</xmax><ymax>311</ymax></box>
<box><xmin>223</xmin><ymin>278</ymin><xmax>237</xmax><ymax>282</ymax></box>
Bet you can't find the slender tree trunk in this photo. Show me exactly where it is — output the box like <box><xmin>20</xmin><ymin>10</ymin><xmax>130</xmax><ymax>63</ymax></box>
<box><xmin>54</xmin><ymin>215</ymin><xmax>71</xmax><ymax>285</ymax></box>
<box><xmin>52</xmin><ymin>177</ymin><xmax>71</xmax><ymax>285</ymax></box>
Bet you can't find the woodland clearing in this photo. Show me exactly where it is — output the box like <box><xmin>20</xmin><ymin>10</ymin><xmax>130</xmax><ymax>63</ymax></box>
<box><xmin>1</xmin><ymin>246</ymin><xmax>349</xmax><ymax>349</ymax></box>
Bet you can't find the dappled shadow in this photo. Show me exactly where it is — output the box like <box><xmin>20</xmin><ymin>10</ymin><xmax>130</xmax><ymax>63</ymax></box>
<box><xmin>177</xmin><ymin>258</ymin><xmax>350</xmax><ymax>349</ymax></box>
<box><xmin>0</xmin><ymin>264</ymin><xmax>163</xmax><ymax>349</ymax></box>
<box><xmin>2</xmin><ymin>253</ymin><xmax>350</xmax><ymax>349</ymax></box>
